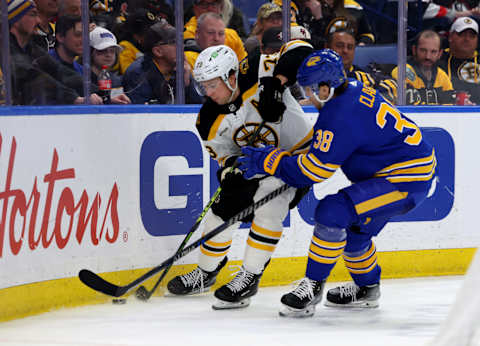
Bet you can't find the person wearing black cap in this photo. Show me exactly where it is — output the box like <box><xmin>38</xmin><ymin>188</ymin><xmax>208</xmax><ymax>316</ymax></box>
<box><xmin>115</xmin><ymin>8</ymin><xmax>160</xmax><ymax>74</ymax></box>
<box><xmin>122</xmin><ymin>22</ymin><xmax>203</xmax><ymax>104</ymax></box>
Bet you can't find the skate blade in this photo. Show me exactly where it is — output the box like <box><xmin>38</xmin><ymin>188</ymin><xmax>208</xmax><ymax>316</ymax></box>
<box><xmin>324</xmin><ymin>299</ymin><xmax>379</xmax><ymax>308</ymax></box>
<box><xmin>279</xmin><ymin>304</ymin><xmax>316</xmax><ymax>318</ymax></box>
<box><xmin>212</xmin><ymin>298</ymin><xmax>251</xmax><ymax>310</ymax></box>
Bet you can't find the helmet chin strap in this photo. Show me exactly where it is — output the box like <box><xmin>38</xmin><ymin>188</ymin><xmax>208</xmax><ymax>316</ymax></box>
<box><xmin>226</xmin><ymin>77</ymin><xmax>239</xmax><ymax>104</ymax></box>
<box><xmin>312</xmin><ymin>86</ymin><xmax>335</xmax><ymax>106</ymax></box>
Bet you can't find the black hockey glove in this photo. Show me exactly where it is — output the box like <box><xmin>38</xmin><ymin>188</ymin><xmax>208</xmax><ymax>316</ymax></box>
<box><xmin>212</xmin><ymin>159</ymin><xmax>259</xmax><ymax>223</ymax></box>
<box><xmin>257</xmin><ymin>76</ymin><xmax>286</xmax><ymax>123</ymax></box>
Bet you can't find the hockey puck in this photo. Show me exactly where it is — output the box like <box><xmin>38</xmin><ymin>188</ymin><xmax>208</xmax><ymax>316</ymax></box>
<box><xmin>112</xmin><ymin>298</ymin><xmax>127</xmax><ymax>305</ymax></box>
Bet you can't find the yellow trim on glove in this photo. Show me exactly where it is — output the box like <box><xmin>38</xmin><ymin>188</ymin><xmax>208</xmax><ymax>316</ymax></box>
<box><xmin>264</xmin><ymin>149</ymin><xmax>290</xmax><ymax>175</ymax></box>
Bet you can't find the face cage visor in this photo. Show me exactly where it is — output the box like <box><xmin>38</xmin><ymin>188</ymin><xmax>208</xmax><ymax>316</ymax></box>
<box><xmin>299</xmin><ymin>82</ymin><xmax>335</xmax><ymax>104</ymax></box>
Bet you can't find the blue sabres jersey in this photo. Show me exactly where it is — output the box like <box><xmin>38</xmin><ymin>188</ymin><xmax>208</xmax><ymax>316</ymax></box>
<box><xmin>278</xmin><ymin>79</ymin><xmax>436</xmax><ymax>188</ymax></box>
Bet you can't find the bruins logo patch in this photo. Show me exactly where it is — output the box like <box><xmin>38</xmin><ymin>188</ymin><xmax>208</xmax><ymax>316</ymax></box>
<box><xmin>233</xmin><ymin>123</ymin><xmax>278</xmax><ymax>147</ymax></box>
<box><xmin>458</xmin><ymin>61</ymin><xmax>480</xmax><ymax>83</ymax></box>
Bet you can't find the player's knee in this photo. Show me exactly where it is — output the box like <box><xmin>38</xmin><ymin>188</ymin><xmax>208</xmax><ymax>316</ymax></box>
<box><xmin>313</xmin><ymin>223</ymin><xmax>346</xmax><ymax>242</ymax></box>
<box><xmin>314</xmin><ymin>192</ymin><xmax>354</xmax><ymax>229</ymax></box>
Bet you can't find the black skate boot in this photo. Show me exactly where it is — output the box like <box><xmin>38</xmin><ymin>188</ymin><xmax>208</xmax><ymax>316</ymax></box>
<box><xmin>279</xmin><ymin>278</ymin><xmax>325</xmax><ymax>317</ymax></box>
<box><xmin>167</xmin><ymin>257</ymin><xmax>228</xmax><ymax>295</ymax></box>
<box><xmin>212</xmin><ymin>266</ymin><xmax>262</xmax><ymax>310</ymax></box>
<box><xmin>325</xmin><ymin>282</ymin><xmax>380</xmax><ymax>308</ymax></box>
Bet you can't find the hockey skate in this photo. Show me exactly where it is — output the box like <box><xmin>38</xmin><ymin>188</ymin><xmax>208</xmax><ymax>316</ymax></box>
<box><xmin>212</xmin><ymin>266</ymin><xmax>262</xmax><ymax>310</ymax></box>
<box><xmin>279</xmin><ymin>278</ymin><xmax>325</xmax><ymax>317</ymax></box>
<box><xmin>324</xmin><ymin>282</ymin><xmax>380</xmax><ymax>308</ymax></box>
<box><xmin>167</xmin><ymin>257</ymin><xmax>228</xmax><ymax>295</ymax></box>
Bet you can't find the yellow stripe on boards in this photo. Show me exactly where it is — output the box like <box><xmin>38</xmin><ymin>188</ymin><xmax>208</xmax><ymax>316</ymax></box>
<box><xmin>1</xmin><ymin>248</ymin><xmax>476</xmax><ymax>322</ymax></box>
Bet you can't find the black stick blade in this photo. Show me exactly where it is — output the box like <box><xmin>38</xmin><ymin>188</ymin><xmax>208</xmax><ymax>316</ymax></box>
<box><xmin>79</xmin><ymin>269</ymin><xmax>122</xmax><ymax>297</ymax></box>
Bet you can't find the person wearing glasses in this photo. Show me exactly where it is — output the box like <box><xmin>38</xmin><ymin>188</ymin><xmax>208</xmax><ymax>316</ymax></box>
<box><xmin>122</xmin><ymin>22</ymin><xmax>203</xmax><ymax>104</ymax></box>
<box><xmin>184</xmin><ymin>0</ymin><xmax>247</xmax><ymax>63</ymax></box>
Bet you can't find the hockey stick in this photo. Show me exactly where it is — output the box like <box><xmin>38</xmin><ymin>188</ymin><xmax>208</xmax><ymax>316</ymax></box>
<box><xmin>79</xmin><ymin>182</ymin><xmax>291</xmax><ymax>297</ymax></box>
<box><xmin>134</xmin><ymin>120</ymin><xmax>267</xmax><ymax>301</ymax></box>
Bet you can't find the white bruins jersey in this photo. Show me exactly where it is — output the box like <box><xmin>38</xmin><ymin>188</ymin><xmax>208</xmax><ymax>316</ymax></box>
<box><xmin>196</xmin><ymin>40</ymin><xmax>314</xmax><ymax>167</ymax></box>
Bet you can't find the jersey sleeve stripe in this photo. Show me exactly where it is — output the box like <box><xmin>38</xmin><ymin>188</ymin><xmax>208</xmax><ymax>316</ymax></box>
<box><xmin>354</xmin><ymin>190</ymin><xmax>408</xmax><ymax>215</ymax></box>
<box><xmin>207</xmin><ymin>113</ymin><xmax>226</xmax><ymax>141</ymax></box>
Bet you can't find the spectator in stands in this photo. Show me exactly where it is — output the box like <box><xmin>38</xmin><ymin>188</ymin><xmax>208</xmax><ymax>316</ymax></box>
<box><xmin>326</xmin><ymin>29</ymin><xmax>375</xmax><ymax>86</ymax></box>
<box><xmin>7</xmin><ymin>0</ymin><xmax>101</xmax><ymax>104</ymax></box>
<box><xmin>296</xmin><ymin>0</ymin><xmax>375</xmax><ymax>49</ymax></box>
<box><xmin>115</xmin><ymin>8</ymin><xmax>159</xmax><ymax>74</ymax></box>
<box><xmin>185</xmin><ymin>12</ymin><xmax>226</xmax><ymax>70</ymax></box>
<box><xmin>89</xmin><ymin>26</ymin><xmax>124</xmax><ymax>91</ymax></box>
<box><xmin>57</xmin><ymin>0</ymin><xmax>81</xmax><ymax>16</ymax></box>
<box><xmin>184</xmin><ymin>0</ymin><xmax>246</xmax><ymax>63</ymax></box>
<box><xmin>32</xmin><ymin>0</ymin><xmax>57</xmax><ymax>51</ymax></box>
<box><xmin>272</xmin><ymin>0</ymin><xmax>300</xmax><ymax>24</ymax></box>
<box><xmin>220</xmin><ymin>0</ymin><xmax>247</xmax><ymax>40</ymax></box>
<box><xmin>422</xmin><ymin>0</ymin><xmax>480</xmax><ymax>34</ymax></box>
<box><xmin>391</xmin><ymin>29</ymin><xmax>454</xmax><ymax>105</ymax></box>
<box><xmin>244</xmin><ymin>2</ymin><xmax>283</xmax><ymax>56</ymax></box>
<box><xmin>439</xmin><ymin>16</ymin><xmax>480</xmax><ymax>105</ymax></box>
<box><xmin>122</xmin><ymin>22</ymin><xmax>203</xmax><ymax>104</ymax></box>
<box><xmin>49</xmin><ymin>15</ymin><xmax>84</xmax><ymax>74</ymax></box>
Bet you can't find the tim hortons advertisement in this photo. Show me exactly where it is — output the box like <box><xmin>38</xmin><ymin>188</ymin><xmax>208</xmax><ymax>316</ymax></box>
<box><xmin>0</xmin><ymin>108</ymin><xmax>475</xmax><ymax>289</ymax></box>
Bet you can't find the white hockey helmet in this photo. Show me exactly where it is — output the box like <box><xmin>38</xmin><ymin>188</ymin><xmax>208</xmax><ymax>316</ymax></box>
<box><xmin>193</xmin><ymin>45</ymin><xmax>239</xmax><ymax>97</ymax></box>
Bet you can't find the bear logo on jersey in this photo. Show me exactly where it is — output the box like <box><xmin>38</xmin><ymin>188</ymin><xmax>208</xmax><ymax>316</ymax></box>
<box><xmin>233</xmin><ymin>123</ymin><xmax>278</xmax><ymax>148</ymax></box>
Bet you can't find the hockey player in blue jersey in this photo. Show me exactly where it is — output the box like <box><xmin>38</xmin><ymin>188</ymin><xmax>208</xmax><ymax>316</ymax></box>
<box><xmin>237</xmin><ymin>49</ymin><xmax>437</xmax><ymax>317</ymax></box>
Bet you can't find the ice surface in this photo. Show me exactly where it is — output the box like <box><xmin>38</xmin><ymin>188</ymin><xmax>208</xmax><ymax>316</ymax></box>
<box><xmin>0</xmin><ymin>276</ymin><xmax>463</xmax><ymax>346</ymax></box>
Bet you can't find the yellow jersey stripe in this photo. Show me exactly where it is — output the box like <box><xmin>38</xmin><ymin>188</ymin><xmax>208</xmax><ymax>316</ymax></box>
<box><xmin>307</xmin><ymin>153</ymin><xmax>340</xmax><ymax>170</ymax></box>
<box><xmin>344</xmin><ymin>253</ymin><xmax>377</xmax><ymax>269</ymax></box>
<box><xmin>247</xmin><ymin>238</ymin><xmax>276</xmax><ymax>252</ymax></box>
<box><xmin>203</xmin><ymin>239</ymin><xmax>232</xmax><ymax>248</ymax></box>
<box><xmin>343</xmin><ymin>243</ymin><xmax>376</xmax><ymax>262</ymax></box>
<box><xmin>355</xmin><ymin>191</ymin><xmax>408</xmax><ymax>215</ymax></box>
<box><xmin>346</xmin><ymin>260</ymin><xmax>378</xmax><ymax>274</ymax></box>
<box><xmin>308</xmin><ymin>251</ymin><xmax>340</xmax><ymax>264</ymax></box>
<box><xmin>312</xmin><ymin>236</ymin><xmax>346</xmax><ymax>249</ymax></box>
<box><xmin>252</xmin><ymin>222</ymin><xmax>282</xmax><ymax>239</ymax></box>
<box><xmin>207</xmin><ymin>114</ymin><xmax>226</xmax><ymax>141</ymax></box>
<box><xmin>375</xmin><ymin>159</ymin><xmax>436</xmax><ymax>177</ymax></box>
<box><xmin>242</xmin><ymin>83</ymin><xmax>257</xmax><ymax>103</ymax></box>
<box><xmin>310</xmin><ymin>243</ymin><xmax>344</xmax><ymax>258</ymax></box>
<box><xmin>377</xmin><ymin>150</ymin><xmax>435</xmax><ymax>174</ymax></box>
<box><xmin>200</xmin><ymin>246</ymin><xmax>229</xmax><ymax>257</ymax></box>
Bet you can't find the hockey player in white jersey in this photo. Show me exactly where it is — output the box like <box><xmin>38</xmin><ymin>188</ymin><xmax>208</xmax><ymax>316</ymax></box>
<box><xmin>167</xmin><ymin>42</ymin><xmax>314</xmax><ymax>309</ymax></box>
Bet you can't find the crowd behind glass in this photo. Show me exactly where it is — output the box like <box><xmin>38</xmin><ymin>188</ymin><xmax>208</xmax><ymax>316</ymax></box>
<box><xmin>2</xmin><ymin>0</ymin><xmax>480</xmax><ymax>106</ymax></box>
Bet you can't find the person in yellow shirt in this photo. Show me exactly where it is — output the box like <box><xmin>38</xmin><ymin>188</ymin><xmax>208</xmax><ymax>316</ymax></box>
<box><xmin>391</xmin><ymin>29</ymin><xmax>454</xmax><ymax>105</ymax></box>
<box><xmin>185</xmin><ymin>12</ymin><xmax>226</xmax><ymax>70</ymax></box>
<box><xmin>184</xmin><ymin>0</ymin><xmax>246</xmax><ymax>62</ymax></box>
<box><xmin>116</xmin><ymin>8</ymin><xmax>159</xmax><ymax>74</ymax></box>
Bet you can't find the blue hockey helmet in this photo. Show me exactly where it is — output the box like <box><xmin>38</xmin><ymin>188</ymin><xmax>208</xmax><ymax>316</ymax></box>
<box><xmin>296</xmin><ymin>49</ymin><xmax>347</xmax><ymax>105</ymax></box>
<box><xmin>297</xmin><ymin>49</ymin><xmax>346</xmax><ymax>88</ymax></box>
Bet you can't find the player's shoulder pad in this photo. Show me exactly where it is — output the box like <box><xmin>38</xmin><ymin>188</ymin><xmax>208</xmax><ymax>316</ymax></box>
<box><xmin>196</xmin><ymin>99</ymin><xmax>222</xmax><ymax>141</ymax></box>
